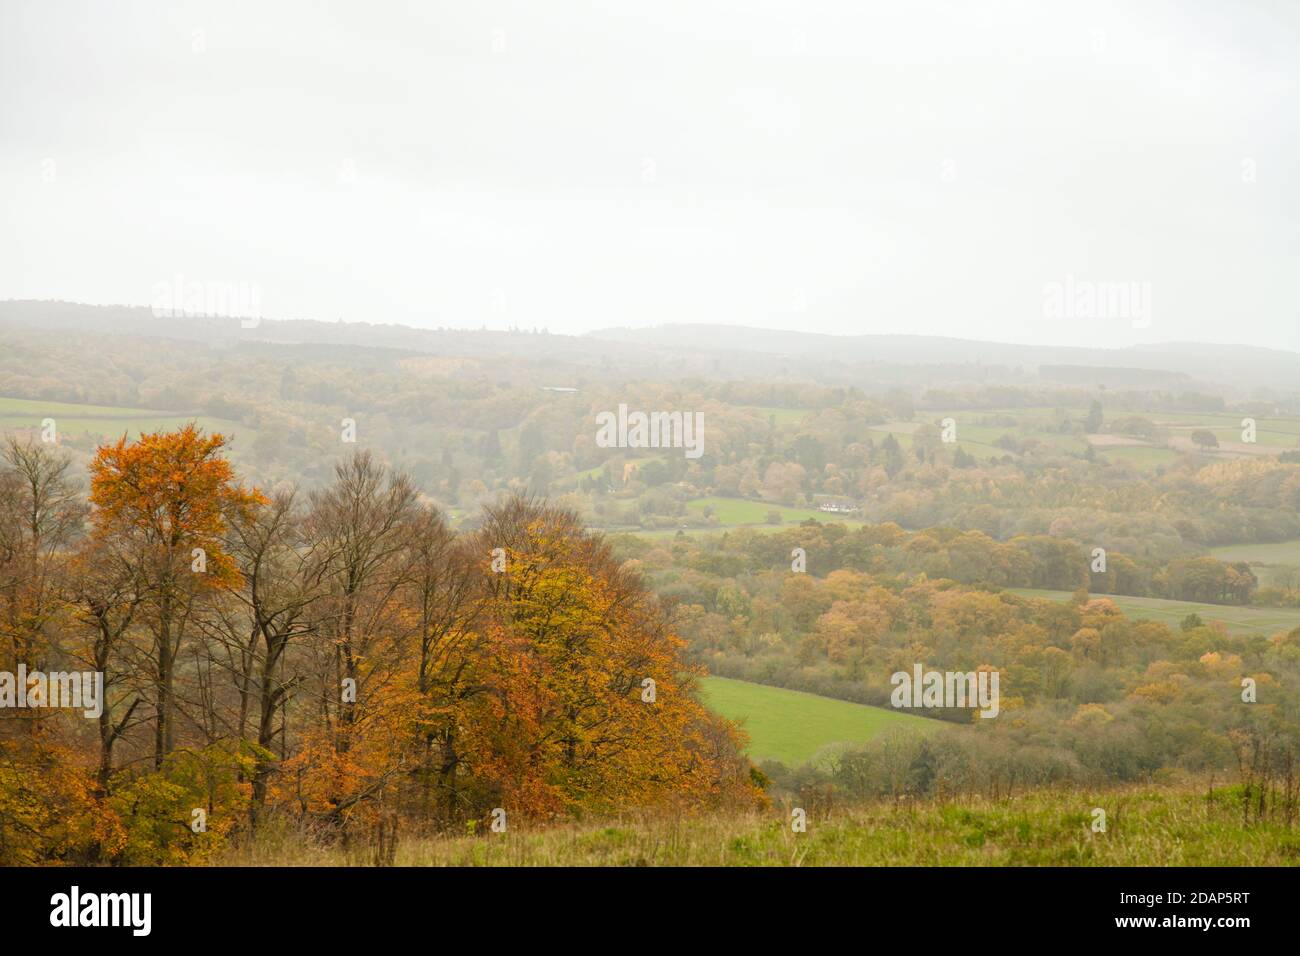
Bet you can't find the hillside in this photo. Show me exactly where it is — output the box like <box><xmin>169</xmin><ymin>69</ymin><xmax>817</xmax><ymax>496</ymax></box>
<box><xmin>1010</xmin><ymin>588</ymin><xmax>1300</xmax><ymax>637</ymax></box>
<box><xmin>223</xmin><ymin>781</ymin><xmax>1300</xmax><ymax>867</ymax></box>
<box><xmin>9</xmin><ymin>301</ymin><xmax>1300</xmax><ymax>390</ymax></box>
<box><xmin>588</xmin><ymin>323</ymin><xmax>1300</xmax><ymax>390</ymax></box>
<box><xmin>698</xmin><ymin>676</ymin><xmax>935</xmax><ymax>766</ymax></box>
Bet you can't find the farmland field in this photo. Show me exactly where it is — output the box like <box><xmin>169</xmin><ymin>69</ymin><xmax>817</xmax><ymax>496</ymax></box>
<box><xmin>685</xmin><ymin>495</ymin><xmax>862</xmax><ymax>527</ymax></box>
<box><xmin>1210</xmin><ymin>538</ymin><xmax>1300</xmax><ymax>587</ymax></box>
<box><xmin>1096</xmin><ymin>445</ymin><xmax>1183</xmax><ymax>470</ymax></box>
<box><xmin>1010</xmin><ymin>588</ymin><xmax>1300</xmax><ymax>636</ymax></box>
<box><xmin>868</xmin><ymin>422</ymin><xmax>1012</xmax><ymax>461</ymax></box>
<box><xmin>0</xmin><ymin>395</ymin><xmax>248</xmax><ymax>442</ymax></box>
<box><xmin>902</xmin><ymin>405</ymin><xmax>1300</xmax><ymax>468</ymax></box>
<box><xmin>745</xmin><ymin>406</ymin><xmax>811</xmax><ymax>425</ymax></box>
<box><xmin>602</xmin><ymin>496</ymin><xmax>858</xmax><ymax>540</ymax></box>
<box><xmin>571</xmin><ymin>455</ymin><xmax>667</xmax><ymax>482</ymax></box>
<box><xmin>698</xmin><ymin>676</ymin><xmax>936</xmax><ymax>767</ymax></box>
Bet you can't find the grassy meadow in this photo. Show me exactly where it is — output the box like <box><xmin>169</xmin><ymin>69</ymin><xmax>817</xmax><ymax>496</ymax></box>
<box><xmin>1010</xmin><ymin>588</ymin><xmax>1300</xmax><ymax>636</ymax></box>
<box><xmin>905</xmin><ymin>404</ymin><xmax>1300</xmax><ymax>470</ymax></box>
<box><xmin>222</xmin><ymin>782</ymin><xmax>1300</xmax><ymax>866</ymax></box>
<box><xmin>698</xmin><ymin>676</ymin><xmax>935</xmax><ymax>766</ymax></box>
<box><xmin>685</xmin><ymin>496</ymin><xmax>862</xmax><ymax>527</ymax></box>
<box><xmin>0</xmin><ymin>395</ymin><xmax>247</xmax><ymax>442</ymax></box>
<box><xmin>745</xmin><ymin>406</ymin><xmax>811</xmax><ymax>425</ymax></box>
<box><xmin>1211</xmin><ymin>538</ymin><xmax>1300</xmax><ymax>588</ymax></box>
<box><xmin>1096</xmin><ymin>445</ymin><xmax>1182</xmax><ymax>471</ymax></box>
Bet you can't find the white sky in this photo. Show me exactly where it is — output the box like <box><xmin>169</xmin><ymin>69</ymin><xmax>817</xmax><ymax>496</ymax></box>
<box><xmin>2</xmin><ymin>0</ymin><xmax>1297</xmax><ymax>349</ymax></box>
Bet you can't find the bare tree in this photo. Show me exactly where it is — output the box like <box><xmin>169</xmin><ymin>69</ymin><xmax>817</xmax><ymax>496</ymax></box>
<box><xmin>65</xmin><ymin>540</ymin><xmax>146</xmax><ymax>797</ymax></box>
<box><xmin>306</xmin><ymin>452</ymin><xmax>420</xmax><ymax>744</ymax></box>
<box><xmin>216</xmin><ymin>486</ymin><xmax>323</xmax><ymax>828</ymax></box>
<box><xmin>407</xmin><ymin>505</ymin><xmax>485</xmax><ymax>821</ymax></box>
<box><xmin>0</xmin><ymin>438</ymin><xmax>85</xmax><ymax>736</ymax></box>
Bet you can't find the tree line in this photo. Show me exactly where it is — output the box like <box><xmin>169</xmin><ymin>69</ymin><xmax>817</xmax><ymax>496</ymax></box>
<box><xmin>0</xmin><ymin>428</ymin><xmax>756</xmax><ymax>865</ymax></box>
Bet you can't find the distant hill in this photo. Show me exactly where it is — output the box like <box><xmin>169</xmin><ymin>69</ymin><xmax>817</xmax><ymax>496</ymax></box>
<box><xmin>588</xmin><ymin>323</ymin><xmax>1300</xmax><ymax>390</ymax></box>
<box><xmin>4</xmin><ymin>300</ymin><xmax>1300</xmax><ymax>392</ymax></box>
<box><xmin>1039</xmin><ymin>364</ymin><xmax>1189</xmax><ymax>389</ymax></box>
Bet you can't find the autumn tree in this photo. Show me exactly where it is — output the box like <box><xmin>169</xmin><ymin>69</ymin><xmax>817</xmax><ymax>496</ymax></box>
<box><xmin>462</xmin><ymin>497</ymin><xmax>758</xmax><ymax>821</ymax></box>
<box><xmin>208</xmin><ymin>485</ymin><xmax>323</xmax><ymax>828</ymax></box>
<box><xmin>88</xmin><ymin>425</ymin><xmax>261</xmax><ymax>768</ymax></box>
<box><xmin>64</xmin><ymin>540</ymin><xmax>145</xmax><ymax>797</ymax></box>
<box><xmin>290</xmin><ymin>451</ymin><xmax>421</xmax><ymax>834</ymax></box>
<box><xmin>406</xmin><ymin>506</ymin><xmax>485</xmax><ymax>821</ymax></box>
<box><xmin>0</xmin><ymin>438</ymin><xmax>84</xmax><ymax>738</ymax></box>
<box><xmin>3</xmin><ymin>432</ymin><xmax>763</xmax><ymax>860</ymax></box>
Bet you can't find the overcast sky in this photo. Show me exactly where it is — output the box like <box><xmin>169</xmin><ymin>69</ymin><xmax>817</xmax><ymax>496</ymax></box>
<box><xmin>2</xmin><ymin>0</ymin><xmax>1296</xmax><ymax>349</ymax></box>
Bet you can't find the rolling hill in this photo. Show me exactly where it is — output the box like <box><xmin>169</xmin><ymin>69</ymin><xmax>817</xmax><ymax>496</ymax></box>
<box><xmin>698</xmin><ymin>676</ymin><xmax>937</xmax><ymax>767</ymax></box>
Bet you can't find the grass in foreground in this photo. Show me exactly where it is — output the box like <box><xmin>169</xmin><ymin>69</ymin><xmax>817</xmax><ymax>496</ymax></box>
<box><xmin>698</xmin><ymin>676</ymin><xmax>935</xmax><ymax>766</ymax></box>
<box><xmin>223</xmin><ymin>783</ymin><xmax>1300</xmax><ymax>866</ymax></box>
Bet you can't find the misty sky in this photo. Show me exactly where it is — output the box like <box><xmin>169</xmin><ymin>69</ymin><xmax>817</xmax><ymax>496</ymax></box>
<box><xmin>2</xmin><ymin>0</ymin><xmax>1297</xmax><ymax>349</ymax></box>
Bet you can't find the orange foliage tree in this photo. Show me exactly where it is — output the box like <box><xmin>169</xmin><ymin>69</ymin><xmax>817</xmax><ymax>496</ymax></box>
<box><xmin>1</xmin><ymin>431</ymin><xmax>759</xmax><ymax>864</ymax></box>
<box><xmin>88</xmin><ymin>425</ymin><xmax>262</xmax><ymax>768</ymax></box>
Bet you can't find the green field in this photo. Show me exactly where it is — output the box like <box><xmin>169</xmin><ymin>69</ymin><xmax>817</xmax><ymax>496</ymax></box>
<box><xmin>1010</xmin><ymin>588</ymin><xmax>1300</xmax><ymax>636</ymax></box>
<box><xmin>698</xmin><ymin>676</ymin><xmax>936</xmax><ymax>767</ymax></box>
<box><xmin>868</xmin><ymin>423</ymin><xmax>1005</xmax><ymax>461</ymax></box>
<box><xmin>745</xmin><ymin>406</ymin><xmax>811</xmax><ymax>426</ymax></box>
<box><xmin>870</xmin><ymin>418</ymin><xmax>1085</xmax><ymax>462</ymax></box>
<box><xmin>0</xmin><ymin>396</ymin><xmax>248</xmax><ymax>442</ymax></box>
<box><xmin>1152</xmin><ymin>410</ymin><xmax>1300</xmax><ymax>435</ymax></box>
<box><xmin>685</xmin><ymin>495</ymin><xmax>861</xmax><ymax>527</ymax></box>
<box><xmin>590</xmin><ymin>494</ymin><xmax>851</xmax><ymax>540</ymax></box>
<box><xmin>1211</xmin><ymin>539</ymin><xmax>1300</xmax><ymax>588</ymax></box>
<box><xmin>1097</xmin><ymin>445</ymin><xmax>1183</xmax><ymax>471</ymax></box>
<box><xmin>1198</xmin><ymin>425</ymin><xmax>1300</xmax><ymax>448</ymax></box>
<box><xmin>905</xmin><ymin>404</ymin><xmax>1300</xmax><ymax>468</ymax></box>
<box><xmin>572</xmin><ymin>455</ymin><xmax>668</xmax><ymax>482</ymax></box>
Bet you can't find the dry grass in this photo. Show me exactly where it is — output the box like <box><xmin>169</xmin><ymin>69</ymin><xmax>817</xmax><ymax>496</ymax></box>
<box><xmin>220</xmin><ymin>781</ymin><xmax>1300</xmax><ymax>867</ymax></box>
